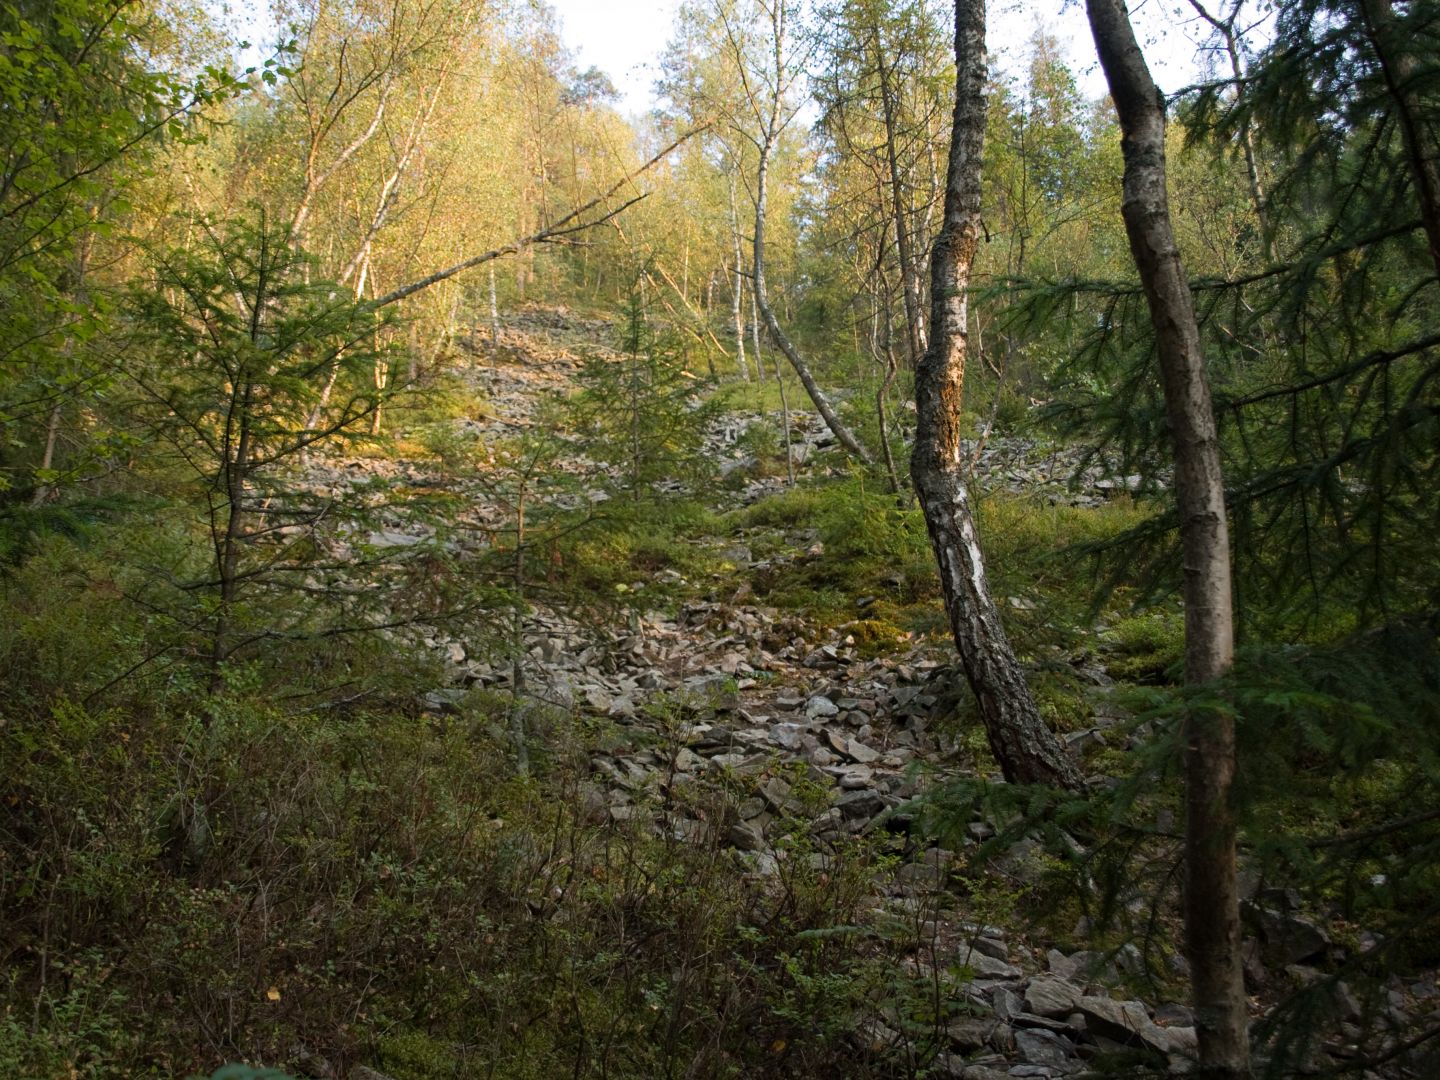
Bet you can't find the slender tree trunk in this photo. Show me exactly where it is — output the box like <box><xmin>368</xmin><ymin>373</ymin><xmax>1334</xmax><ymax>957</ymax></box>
<box><xmin>744</xmin><ymin>3</ymin><xmax>871</xmax><ymax>464</ymax></box>
<box><xmin>211</xmin><ymin>381</ymin><xmax>254</xmax><ymax>697</ymax></box>
<box><xmin>877</xmin><ymin>49</ymin><xmax>927</xmax><ymax>367</ymax></box>
<box><xmin>728</xmin><ymin>171</ymin><xmax>749</xmax><ymax>380</ymax></box>
<box><xmin>32</xmin><ymin>233</ymin><xmax>95</xmax><ymax>506</ymax></box>
<box><xmin>682</xmin><ymin>234</ymin><xmax>690</xmax><ymax>301</ymax></box>
<box><xmin>754</xmin><ymin>286</ymin><xmax>794</xmax><ymax>485</ymax></box>
<box><xmin>291</xmin><ymin>79</ymin><xmax>395</xmax><ymax>242</ymax></box>
<box><xmin>31</xmin><ymin>402</ymin><xmax>63</xmax><ymax>507</ymax></box>
<box><xmin>1185</xmin><ymin>2</ymin><xmax>1273</xmax><ymax>261</ymax></box>
<box><xmin>511</xmin><ymin>486</ymin><xmax>530</xmax><ymax>777</ymax></box>
<box><xmin>753</xmin><ymin>136</ymin><xmax>873</xmax><ymax>464</ymax></box>
<box><xmin>912</xmin><ymin>0</ymin><xmax>1082</xmax><ymax>791</ymax></box>
<box><xmin>489</xmin><ymin>264</ymin><xmax>501</xmax><ymax>350</ymax></box>
<box><xmin>873</xmin><ymin>272</ymin><xmax>904</xmax><ymax>495</ymax></box>
<box><xmin>371</xmin><ymin>357</ymin><xmax>388</xmax><ymax>435</ymax></box>
<box><xmin>303</xmin><ymin>250</ymin><xmax>371</xmax><ymax>452</ymax></box>
<box><xmin>1085</xmin><ymin>0</ymin><xmax>1248</xmax><ymax>1075</ymax></box>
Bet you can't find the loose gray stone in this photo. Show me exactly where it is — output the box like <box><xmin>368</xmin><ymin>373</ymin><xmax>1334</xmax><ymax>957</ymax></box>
<box><xmin>971</xmin><ymin>936</ymin><xmax>1010</xmax><ymax>962</ymax></box>
<box><xmin>1160</xmin><ymin>1026</ymin><xmax>1198</xmax><ymax>1055</ymax></box>
<box><xmin>845</xmin><ymin>738</ymin><xmax>881</xmax><ymax>764</ymax></box>
<box><xmin>836</xmin><ymin>788</ymin><xmax>886</xmax><ymax>819</ymax></box>
<box><xmin>1014</xmin><ymin>1027</ymin><xmax>1076</xmax><ymax>1070</ymax></box>
<box><xmin>422</xmin><ymin>688</ymin><xmax>466</xmax><ymax>714</ymax></box>
<box><xmin>958</xmin><ymin>944</ymin><xmax>1022</xmax><ymax>980</ymax></box>
<box><xmin>737</xmin><ymin>796</ymin><xmax>766</xmax><ymax>820</ymax></box>
<box><xmin>1011</xmin><ymin>1012</ymin><xmax>1075</xmax><ymax>1034</ymax></box>
<box><xmin>1077</xmin><ymin>996</ymin><xmax>1172</xmax><ymax>1056</ymax></box>
<box><xmin>895</xmin><ymin>861</ymin><xmax>946</xmax><ymax>892</ymax></box>
<box><xmin>947</xmin><ymin>1016</ymin><xmax>1004</xmax><ymax>1052</ymax></box>
<box><xmin>1245</xmin><ymin>902</ymin><xmax>1330</xmax><ymax>964</ymax></box>
<box><xmin>1025</xmin><ymin>975</ymin><xmax>1082</xmax><ymax>1019</ymax></box>
<box><xmin>1154</xmin><ymin>1002</ymin><xmax>1194</xmax><ymax>1028</ymax></box>
<box><xmin>769</xmin><ymin>722</ymin><xmax>806</xmax><ymax>750</ymax></box>
<box><xmin>366</xmin><ymin>530</ymin><xmax>423</xmax><ymax>549</ymax></box>
<box><xmin>806</xmin><ymin>694</ymin><xmax>839</xmax><ymax>718</ymax></box>
<box><xmin>760</xmin><ymin>776</ymin><xmax>795</xmax><ymax>812</ymax></box>
<box><xmin>672</xmin><ymin>748</ymin><xmax>706</xmax><ymax>772</ymax></box>
<box><xmin>853</xmin><ymin>1017</ymin><xmax>900</xmax><ymax>1053</ymax></box>
<box><xmin>728</xmin><ymin>820</ymin><xmax>764</xmax><ymax>851</ymax></box>
<box><xmin>992</xmin><ymin>987</ymin><xmax>1025</xmax><ymax>1021</ymax></box>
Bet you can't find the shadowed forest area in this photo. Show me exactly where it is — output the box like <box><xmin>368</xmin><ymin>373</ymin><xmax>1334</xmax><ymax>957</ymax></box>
<box><xmin>1</xmin><ymin>0</ymin><xmax>1438</xmax><ymax>1078</ymax></box>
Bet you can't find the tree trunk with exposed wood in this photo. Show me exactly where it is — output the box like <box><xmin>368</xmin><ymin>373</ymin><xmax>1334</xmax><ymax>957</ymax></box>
<box><xmin>911</xmin><ymin>0</ymin><xmax>1082</xmax><ymax>791</ymax></box>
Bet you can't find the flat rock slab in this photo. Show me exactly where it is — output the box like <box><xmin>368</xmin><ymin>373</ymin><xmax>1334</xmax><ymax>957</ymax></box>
<box><xmin>1024</xmin><ymin>975</ymin><xmax>1082</xmax><ymax>1019</ymax></box>
<box><xmin>958</xmin><ymin>945</ymin><xmax>1022</xmax><ymax>980</ymax></box>
<box><xmin>1076</xmin><ymin>995</ymin><xmax>1172</xmax><ymax>1056</ymax></box>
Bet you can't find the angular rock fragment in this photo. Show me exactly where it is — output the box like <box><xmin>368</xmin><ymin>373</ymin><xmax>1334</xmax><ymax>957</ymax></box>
<box><xmin>1024</xmin><ymin>975</ymin><xmax>1082</xmax><ymax>1020</ymax></box>
<box><xmin>1076</xmin><ymin>995</ymin><xmax>1173</xmax><ymax>1056</ymax></box>
<box><xmin>806</xmin><ymin>694</ymin><xmax>839</xmax><ymax>718</ymax></box>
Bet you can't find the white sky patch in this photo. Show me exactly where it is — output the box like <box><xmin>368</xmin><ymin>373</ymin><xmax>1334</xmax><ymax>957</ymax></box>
<box><xmin>548</xmin><ymin>0</ymin><xmax>682</xmax><ymax>116</ymax></box>
<box><xmin>989</xmin><ymin>0</ymin><xmax>1229</xmax><ymax>98</ymax></box>
<box><xmin>548</xmin><ymin>0</ymin><xmax>1232</xmax><ymax>117</ymax></box>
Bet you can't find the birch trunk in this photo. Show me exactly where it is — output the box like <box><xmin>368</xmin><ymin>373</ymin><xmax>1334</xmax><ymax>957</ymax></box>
<box><xmin>754</xmin><ymin>287</ymin><xmax>794</xmax><ymax>486</ymax></box>
<box><xmin>753</xmin><ymin>135</ymin><xmax>873</xmax><ymax>464</ymax></box>
<box><xmin>489</xmin><ymin>264</ymin><xmax>500</xmax><ymax>350</ymax></box>
<box><xmin>728</xmin><ymin>171</ymin><xmax>749</xmax><ymax>380</ymax></box>
<box><xmin>747</xmin><ymin>4</ymin><xmax>873</xmax><ymax>465</ymax></box>
<box><xmin>912</xmin><ymin>0</ymin><xmax>1082</xmax><ymax>791</ymax></box>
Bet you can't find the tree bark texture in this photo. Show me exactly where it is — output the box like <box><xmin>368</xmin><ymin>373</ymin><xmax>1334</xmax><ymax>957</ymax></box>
<box><xmin>1084</xmin><ymin>0</ymin><xmax>1248</xmax><ymax>1075</ymax></box>
<box><xmin>911</xmin><ymin>0</ymin><xmax>1082</xmax><ymax>791</ymax></box>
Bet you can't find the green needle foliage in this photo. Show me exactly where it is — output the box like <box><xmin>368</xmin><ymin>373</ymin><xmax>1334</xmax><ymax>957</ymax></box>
<box><xmin>119</xmin><ymin>212</ymin><xmax>401</xmax><ymax>692</ymax></box>
<box><xmin>565</xmin><ymin>279</ymin><xmax>722</xmax><ymax>504</ymax></box>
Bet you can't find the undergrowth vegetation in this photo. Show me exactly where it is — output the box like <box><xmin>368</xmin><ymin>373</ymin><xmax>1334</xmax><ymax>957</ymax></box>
<box><xmin>4</xmin><ymin>331</ymin><xmax>1437</xmax><ymax>1078</ymax></box>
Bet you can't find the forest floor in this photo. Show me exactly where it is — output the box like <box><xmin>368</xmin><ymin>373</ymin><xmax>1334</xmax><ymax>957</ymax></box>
<box><xmin>276</xmin><ymin>305</ymin><xmax>1420</xmax><ymax>1080</ymax></box>
<box><xmin>8</xmin><ymin>306</ymin><xmax>1428</xmax><ymax>1080</ymax></box>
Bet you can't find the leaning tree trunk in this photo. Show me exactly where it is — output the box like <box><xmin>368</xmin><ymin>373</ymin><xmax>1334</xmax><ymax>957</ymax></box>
<box><xmin>911</xmin><ymin>0</ymin><xmax>1082</xmax><ymax>791</ymax></box>
<box><xmin>1084</xmin><ymin>0</ymin><xmax>1249</xmax><ymax>1075</ymax></box>
<box><xmin>753</xmin><ymin>137</ymin><xmax>873</xmax><ymax>464</ymax></box>
<box><xmin>749</xmin><ymin>11</ymin><xmax>873</xmax><ymax>467</ymax></box>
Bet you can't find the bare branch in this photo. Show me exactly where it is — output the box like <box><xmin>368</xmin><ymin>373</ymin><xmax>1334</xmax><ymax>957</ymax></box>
<box><xmin>371</xmin><ymin>126</ymin><xmax>709</xmax><ymax>308</ymax></box>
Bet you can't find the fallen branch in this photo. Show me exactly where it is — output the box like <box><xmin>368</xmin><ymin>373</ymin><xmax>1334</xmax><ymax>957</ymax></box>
<box><xmin>372</xmin><ymin>127</ymin><xmax>707</xmax><ymax>308</ymax></box>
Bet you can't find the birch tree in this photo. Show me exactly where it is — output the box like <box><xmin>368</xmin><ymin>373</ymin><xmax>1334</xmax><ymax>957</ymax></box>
<box><xmin>911</xmin><ymin>0</ymin><xmax>1082</xmax><ymax>790</ymax></box>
